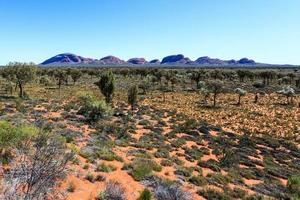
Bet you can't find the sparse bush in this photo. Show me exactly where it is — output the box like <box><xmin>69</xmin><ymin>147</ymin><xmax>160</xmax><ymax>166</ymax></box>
<box><xmin>1</xmin><ymin>131</ymin><xmax>74</xmax><ymax>200</ymax></box>
<box><xmin>188</xmin><ymin>175</ymin><xmax>207</xmax><ymax>186</ymax></box>
<box><xmin>67</xmin><ymin>181</ymin><xmax>76</xmax><ymax>193</ymax></box>
<box><xmin>96</xmin><ymin>181</ymin><xmax>126</xmax><ymax>200</ymax></box>
<box><xmin>85</xmin><ymin>173</ymin><xmax>95</xmax><ymax>183</ymax></box>
<box><xmin>0</xmin><ymin>121</ymin><xmax>37</xmax><ymax>164</ymax></box>
<box><xmin>198</xmin><ymin>188</ymin><xmax>231</xmax><ymax>200</ymax></box>
<box><xmin>96</xmin><ymin>163</ymin><xmax>117</xmax><ymax>173</ymax></box>
<box><xmin>288</xmin><ymin>175</ymin><xmax>300</xmax><ymax>197</ymax></box>
<box><xmin>154</xmin><ymin>182</ymin><xmax>191</xmax><ymax>200</ymax></box>
<box><xmin>138</xmin><ymin>188</ymin><xmax>152</xmax><ymax>200</ymax></box>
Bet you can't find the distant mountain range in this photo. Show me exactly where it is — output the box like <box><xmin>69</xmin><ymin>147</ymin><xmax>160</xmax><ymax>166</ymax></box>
<box><xmin>40</xmin><ymin>53</ymin><xmax>272</xmax><ymax>66</ymax></box>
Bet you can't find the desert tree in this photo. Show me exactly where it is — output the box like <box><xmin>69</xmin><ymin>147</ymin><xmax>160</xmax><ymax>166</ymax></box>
<box><xmin>139</xmin><ymin>75</ymin><xmax>152</xmax><ymax>95</ymax></box>
<box><xmin>234</xmin><ymin>88</ymin><xmax>247</xmax><ymax>105</ymax></box>
<box><xmin>53</xmin><ymin>69</ymin><xmax>68</xmax><ymax>90</ymax></box>
<box><xmin>198</xmin><ymin>81</ymin><xmax>210</xmax><ymax>105</ymax></box>
<box><xmin>2</xmin><ymin>62</ymin><xmax>37</xmax><ymax>98</ymax></box>
<box><xmin>94</xmin><ymin>70</ymin><xmax>115</xmax><ymax>104</ymax></box>
<box><xmin>252</xmin><ymin>81</ymin><xmax>265</xmax><ymax>104</ymax></box>
<box><xmin>277</xmin><ymin>86</ymin><xmax>296</xmax><ymax>105</ymax></box>
<box><xmin>207</xmin><ymin>80</ymin><xmax>224</xmax><ymax>107</ymax></box>
<box><xmin>128</xmin><ymin>85</ymin><xmax>138</xmax><ymax>112</ymax></box>
<box><xmin>70</xmin><ymin>68</ymin><xmax>82</xmax><ymax>85</ymax></box>
<box><xmin>1</xmin><ymin>131</ymin><xmax>74</xmax><ymax>200</ymax></box>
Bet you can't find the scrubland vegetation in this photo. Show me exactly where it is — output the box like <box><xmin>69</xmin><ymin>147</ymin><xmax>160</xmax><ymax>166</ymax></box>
<box><xmin>0</xmin><ymin>63</ymin><xmax>299</xmax><ymax>199</ymax></box>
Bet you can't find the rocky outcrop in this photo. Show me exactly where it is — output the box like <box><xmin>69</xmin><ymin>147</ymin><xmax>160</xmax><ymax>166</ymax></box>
<box><xmin>127</xmin><ymin>58</ymin><xmax>147</xmax><ymax>65</ymax></box>
<box><xmin>41</xmin><ymin>53</ymin><xmax>94</xmax><ymax>65</ymax></box>
<box><xmin>99</xmin><ymin>56</ymin><xmax>126</xmax><ymax>65</ymax></box>
<box><xmin>161</xmin><ymin>54</ymin><xmax>192</xmax><ymax>64</ymax></box>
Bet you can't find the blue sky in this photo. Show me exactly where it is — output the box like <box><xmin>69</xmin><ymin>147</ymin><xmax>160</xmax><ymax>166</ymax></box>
<box><xmin>0</xmin><ymin>0</ymin><xmax>299</xmax><ymax>65</ymax></box>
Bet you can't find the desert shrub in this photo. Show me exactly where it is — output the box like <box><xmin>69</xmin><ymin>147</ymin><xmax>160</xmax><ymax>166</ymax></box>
<box><xmin>154</xmin><ymin>182</ymin><xmax>191</xmax><ymax>200</ymax></box>
<box><xmin>206</xmin><ymin>173</ymin><xmax>230</xmax><ymax>186</ymax></box>
<box><xmin>1</xmin><ymin>132</ymin><xmax>73</xmax><ymax>200</ymax></box>
<box><xmin>85</xmin><ymin>173</ymin><xmax>95</xmax><ymax>183</ymax></box>
<box><xmin>219</xmin><ymin>149</ymin><xmax>239</xmax><ymax>168</ymax></box>
<box><xmin>245</xmin><ymin>194</ymin><xmax>264</xmax><ymax>200</ymax></box>
<box><xmin>96</xmin><ymin>181</ymin><xmax>126</xmax><ymax>200</ymax></box>
<box><xmin>229</xmin><ymin>188</ymin><xmax>247</xmax><ymax>198</ymax></box>
<box><xmin>160</xmin><ymin>159</ymin><xmax>173</xmax><ymax>167</ymax></box>
<box><xmin>83</xmin><ymin>163</ymin><xmax>90</xmax><ymax>169</ymax></box>
<box><xmin>154</xmin><ymin>148</ymin><xmax>170</xmax><ymax>158</ymax></box>
<box><xmin>198</xmin><ymin>188</ymin><xmax>231</xmax><ymax>200</ymax></box>
<box><xmin>128</xmin><ymin>84</ymin><xmax>138</xmax><ymax>111</ymax></box>
<box><xmin>288</xmin><ymin>175</ymin><xmax>300</xmax><ymax>197</ymax></box>
<box><xmin>188</xmin><ymin>176</ymin><xmax>207</xmax><ymax>186</ymax></box>
<box><xmin>0</xmin><ymin>121</ymin><xmax>37</xmax><ymax>164</ymax></box>
<box><xmin>96</xmin><ymin>163</ymin><xmax>117</xmax><ymax>172</ymax></box>
<box><xmin>94</xmin><ymin>70</ymin><xmax>115</xmax><ymax>103</ymax></box>
<box><xmin>77</xmin><ymin>92</ymin><xmax>112</xmax><ymax>122</ymax></box>
<box><xmin>174</xmin><ymin>166</ymin><xmax>193</xmax><ymax>177</ymax></box>
<box><xmin>67</xmin><ymin>181</ymin><xmax>76</xmax><ymax>193</ymax></box>
<box><xmin>138</xmin><ymin>188</ymin><xmax>152</xmax><ymax>200</ymax></box>
<box><xmin>198</xmin><ymin>159</ymin><xmax>221</xmax><ymax>172</ymax></box>
<box><xmin>39</xmin><ymin>76</ymin><xmax>52</xmax><ymax>86</ymax></box>
<box><xmin>128</xmin><ymin>158</ymin><xmax>162</xmax><ymax>181</ymax></box>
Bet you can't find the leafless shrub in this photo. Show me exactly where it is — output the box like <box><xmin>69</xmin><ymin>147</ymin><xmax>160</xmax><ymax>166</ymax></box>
<box><xmin>154</xmin><ymin>182</ymin><xmax>191</xmax><ymax>200</ymax></box>
<box><xmin>1</xmin><ymin>132</ymin><xmax>74</xmax><ymax>200</ymax></box>
<box><xmin>97</xmin><ymin>181</ymin><xmax>126</xmax><ymax>200</ymax></box>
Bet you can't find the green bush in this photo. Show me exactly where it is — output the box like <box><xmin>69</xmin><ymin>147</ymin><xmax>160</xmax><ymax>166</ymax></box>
<box><xmin>77</xmin><ymin>92</ymin><xmax>112</xmax><ymax>122</ymax></box>
<box><xmin>188</xmin><ymin>176</ymin><xmax>207</xmax><ymax>186</ymax></box>
<box><xmin>138</xmin><ymin>188</ymin><xmax>152</xmax><ymax>200</ymax></box>
<box><xmin>288</xmin><ymin>175</ymin><xmax>300</xmax><ymax>197</ymax></box>
<box><xmin>96</xmin><ymin>163</ymin><xmax>117</xmax><ymax>173</ymax></box>
<box><xmin>128</xmin><ymin>158</ymin><xmax>162</xmax><ymax>181</ymax></box>
<box><xmin>0</xmin><ymin>121</ymin><xmax>37</xmax><ymax>163</ymax></box>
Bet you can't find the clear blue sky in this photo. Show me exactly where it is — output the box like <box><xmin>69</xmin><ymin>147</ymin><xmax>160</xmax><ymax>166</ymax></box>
<box><xmin>0</xmin><ymin>0</ymin><xmax>299</xmax><ymax>65</ymax></box>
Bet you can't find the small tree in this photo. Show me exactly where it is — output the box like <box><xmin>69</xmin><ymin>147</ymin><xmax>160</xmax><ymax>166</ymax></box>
<box><xmin>198</xmin><ymin>81</ymin><xmax>209</xmax><ymax>105</ymax></box>
<box><xmin>128</xmin><ymin>85</ymin><xmax>138</xmax><ymax>112</ymax></box>
<box><xmin>70</xmin><ymin>69</ymin><xmax>82</xmax><ymax>85</ymax></box>
<box><xmin>2</xmin><ymin>62</ymin><xmax>37</xmax><ymax>98</ymax></box>
<box><xmin>94</xmin><ymin>71</ymin><xmax>115</xmax><ymax>104</ymax></box>
<box><xmin>53</xmin><ymin>69</ymin><xmax>68</xmax><ymax>90</ymax></box>
<box><xmin>207</xmin><ymin>80</ymin><xmax>223</xmax><ymax>107</ymax></box>
<box><xmin>234</xmin><ymin>88</ymin><xmax>247</xmax><ymax>105</ymax></box>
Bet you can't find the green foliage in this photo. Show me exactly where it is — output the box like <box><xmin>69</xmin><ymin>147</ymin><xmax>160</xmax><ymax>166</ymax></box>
<box><xmin>188</xmin><ymin>176</ymin><xmax>207</xmax><ymax>186</ymax></box>
<box><xmin>77</xmin><ymin>92</ymin><xmax>112</xmax><ymax>122</ymax></box>
<box><xmin>3</xmin><ymin>62</ymin><xmax>37</xmax><ymax>98</ymax></box>
<box><xmin>128</xmin><ymin>85</ymin><xmax>138</xmax><ymax>110</ymax></box>
<box><xmin>138</xmin><ymin>188</ymin><xmax>153</xmax><ymax>200</ymax></box>
<box><xmin>128</xmin><ymin>158</ymin><xmax>162</xmax><ymax>181</ymax></box>
<box><xmin>288</xmin><ymin>175</ymin><xmax>300</xmax><ymax>197</ymax></box>
<box><xmin>96</xmin><ymin>163</ymin><xmax>117</xmax><ymax>173</ymax></box>
<box><xmin>95</xmin><ymin>70</ymin><xmax>115</xmax><ymax>103</ymax></box>
<box><xmin>0</xmin><ymin>120</ymin><xmax>37</xmax><ymax>151</ymax></box>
